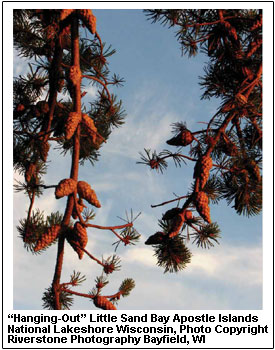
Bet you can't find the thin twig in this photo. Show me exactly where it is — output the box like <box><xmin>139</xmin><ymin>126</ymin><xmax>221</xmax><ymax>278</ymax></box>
<box><xmin>151</xmin><ymin>195</ymin><xmax>189</xmax><ymax>208</ymax></box>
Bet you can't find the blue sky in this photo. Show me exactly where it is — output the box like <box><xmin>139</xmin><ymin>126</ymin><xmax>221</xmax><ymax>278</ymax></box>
<box><xmin>13</xmin><ymin>8</ymin><xmax>264</xmax><ymax>310</ymax></box>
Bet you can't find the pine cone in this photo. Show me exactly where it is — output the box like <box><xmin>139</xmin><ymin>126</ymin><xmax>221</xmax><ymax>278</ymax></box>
<box><xmin>194</xmin><ymin>155</ymin><xmax>213</xmax><ymax>189</ymax></box>
<box><xmin>55</xmin><ymin>178</ymin><xmax>77</xmax><ymax>199</ymax></box>
<box><xmin>168</xmin><ymin>213</ymin><xmax>185</xmax><ymax>238</ymax></box>
<box><xmin>39</xmin><ymin>140</ymin><xmax>50</xmax><ymax>162</ymax></box>
<box><xmin>162</xmin><ymin>207</ymin><xmax>181</xmax><ymax>221</ymax></box>
<box><xmin>194</xmin><ymin>191</ymin><xmax>211</xmax><ymax>223</ymax></box>
<box><xmin>72</xmin><ymin>198</ymin><xmax>86</xmax><ymax>220</ymax></box>
<box><xmin>82</xmin><ymin>114</ymin><xmax>98</xmax><ymax>143</ymax></box>
<box><xmin>25</xmin><ymin>163</ymin><xmax>36</xmax><ymax>183</ymax></box>
<box><xmin>77</xmin><ymin>181</ymin><xmax>101</xmax><ymax>208</ymax></box>
<box><xmin>167</xmin><ymin>129</ymin><xmax>194</xmax><ymax>147</ymax></box>
<box><xmin>77</xmin><ymin>9</ymin><xmax>96</xmax><ymax>34</ymax></box>
<box><xmin>34</xmin><ymin>225</ymin><xmax>61</xmax><ymax>252</ymax></box>
<box><xmin>145</xmin><ymin>232</ymin><xmax>166</xmax><ymax>245</ymax></box>
<box><xmin>65</xmin><ymin>112</ymin><xmax>82</xmax><ymax>140</ymax></box>
<box><xmin>93</xmin><ymin>296</ymin><xmax>116</xmax><ymax>310</ymax></box>
<box><xmin>66</xmin><ymin>222</ymin><xmax>88</xmax><ymax>259</ymax></box>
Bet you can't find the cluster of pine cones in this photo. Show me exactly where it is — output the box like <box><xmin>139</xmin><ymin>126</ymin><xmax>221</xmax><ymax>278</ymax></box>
<box><xmin>55</xmin><ymin>178</ymin><xmax>101</xmax><ymax>208</ymax></box>
<box><xmin>30</xmin><ymin>178</ymin><xmax>101</xmax><ymax>255</ymax></box>
<box><xmin>145</xmin><ymin>208</ymin><xmax>193</xmax><ymax>244</ymax></box>
<box><xmin>65</xmin><ymin>112</ymin><xmax>98</xmax><ymax>143</ymax></box>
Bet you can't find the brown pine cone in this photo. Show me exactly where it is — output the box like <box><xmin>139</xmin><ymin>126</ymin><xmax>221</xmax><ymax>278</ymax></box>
<box><xmin>194</xmin><ymin>191</ymin><xmax>211</xmax><ymax>223</ymax></box>
<box><xmin>55</xmin><ymin>178</ymin><xmax>77</xmax><ymax>199</ymax></box>
<box><xmin>82</xmin><ymin>114</ymin><xmax>98</xmax><ymax>143</ymax></box>
<box><xmin>66</xmin><ymin>222</ymin><xmax>88</xmax><ymax>259</ymax></box>
<box><xmin>72</xmin><ymin>198</ymin><xmax>86</xmax><ymax>220</ymax></box>
<box><xmin>74</xmin><ymin>222</ymin><xmax>88</xmax><ymax>246</ymax></box>
<box><xmin>77</xmin><ymin>9</ymin><xmax>96</xmax><ymax>34</ymax></box>
<box><xmin>39</xmin><ymin>140</ymin><xmax>50</xmax><ymax>162</ymax></box>
<box><xmin>194</xmin><ymin>155</ymin><xmax>213</xmax><ymax>189</ymax></box>
<box><xmin>25</xmin><ymin>163</ymin><xmax>36</xmax><ymax>183</ymax></box>
<box><xmin>77</xmin><ymin>181</ymin><xmax>101</xmax><ymax>208</ymax></box>
<box><xmin>34</xmin><ymin>225</ymin><xmax>61</xmax><ymax>252</ymax></box>
<box><xmin>162</xmin><ymin>207</ymin><xmax>181</xmax><ymax>221</ymax></box>
<box><xmin>166</xmin><ymin>129</ymin><xmax>193</xmax><ymax>147</ymax></box>
<box><xmin>145</xmin><ymin>232</ymin><xmax>166</xmax><ymax>245</ymax></box>
<box><xmin>181</xmin><ymin>129</ymin><xmax>194</xmax><ymax>146</ymax></box>
<box><xmin>200</xmin><ymin>156</ymin><xmax>213</xmax><ymax>188</ymax></box>
<box><xmin>168</xmin><ymin>213</ymin><xmax>185</xmax><ymax>238</ymax></box>
<box><xmin>93</xmin><ymin>296</ymin><xmax>116</xmax><ymax>310</ymax></box>
<box><xmin>65</xmin><ymin>112</ymin><xmax>82</xmax><ymax>140</ymax></box>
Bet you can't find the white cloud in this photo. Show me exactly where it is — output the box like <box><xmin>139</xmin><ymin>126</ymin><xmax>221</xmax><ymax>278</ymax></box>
<box><xmin>122</xmin><ymin>247</ymin><xmax>157</xmax><ymax>267</ymax></box>
<box><xmin>84</xmin><ymin>84</ymin><xmax>97</xmax><ymax>99</ymax></box>
<box><xmin>120</xmin><ymin>243</ymin><xmax>262</xmax><ymax>289</ymax></box>
<box><xmin>186</xmin><ymin>245</ymin><xmax>262</xmax><ymax>286</ymax></box>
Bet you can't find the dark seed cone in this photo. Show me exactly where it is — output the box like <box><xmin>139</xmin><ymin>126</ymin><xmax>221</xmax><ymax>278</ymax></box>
<box><xmin>93</xmin><ymin>296</ymin><xmax>116</xmax><ymax>310</ymax></box>
<box><xmin>72</xmin><ymin>198</ymin><xmax>86</xmax><ymax>220</ymax></box>
<box><xmin>77</xmin><ymin>9</ymin><xmax>96</xmax><ymax>34</ymax></box>
<box><xmin>194</xmin><ymin>191</ymin><xmax>211</xmax><ymax>223</ymax></box>
<box><xmin>194</xmin><ymin>155</ymin><xmax>213</xmax><ymax>189</ymax></box>
<box><xmin>55</xmin><ymin>178</ymin><xmax>77</xmax><ymax>199</ymax></box>
<box><xmin>145</xmin><ymin>232</ymin><xmax>166</xmax><ymax>245</ymax></box>
<box><xmin>25</xmin><ymin>163</ymin><xmax>36</xmax><ymax>183</ymax></box>
<box><xmin>168</xmin><ymin>213</ymin><xmax>185</xmax><ymax>238</ymax></box>
<box><xmin>65</xmin><ymin>112</ymin><xmax>82</xmax><ymax>140</ymax></box>
<box><xmin>162</xmin><ymin>207</ymin><xmax>181</xmax><ymax>221</ymax></box>
<box><xmin>82</xmin><ymin>114</ymin><xmax>98</xmax><ymax>143</ymax></box>
<box><xmin>39</xmin><ymin>140</ymin><xmax>50</xmax><ymax>162</ymax></box>
<box><xmin>167</xmin><ymin>129</ymin><xmax>194</xmax><ymax>147</ymax></box>
<box><xmin>33</xmin><ymin>225</ymin><xmax>61</xmax><ymax>252</ymax></box>
<box><xmin>77</xmin><ymin>181</ymin><xmax>101</xmax><ymax>208</ymax></box>
<box><xmin>66</xmin><ymin>222</ymin><xmax>88</xmax><ymax>259</ymax></box>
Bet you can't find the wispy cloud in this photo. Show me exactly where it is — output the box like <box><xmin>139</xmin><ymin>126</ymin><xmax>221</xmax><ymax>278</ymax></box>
<box><xmin>120</xmin><ymin>243</ymin><xmax>262</xmax><ymax>288</ymax></box>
